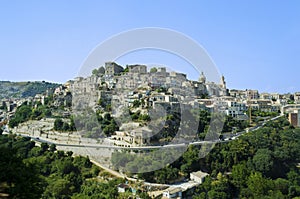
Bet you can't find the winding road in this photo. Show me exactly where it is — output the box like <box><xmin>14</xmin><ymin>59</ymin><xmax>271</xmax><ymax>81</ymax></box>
<box><xmin>18</xmin><ymin>115</ymin><xmax>283</xmax><ymax>150</ymax></box>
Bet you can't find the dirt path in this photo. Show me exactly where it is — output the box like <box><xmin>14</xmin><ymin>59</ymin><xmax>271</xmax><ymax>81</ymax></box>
<box><xmin>90</xmin><ymin>159</ymin><xmax>138</xmax><ymax>182</ymax></box>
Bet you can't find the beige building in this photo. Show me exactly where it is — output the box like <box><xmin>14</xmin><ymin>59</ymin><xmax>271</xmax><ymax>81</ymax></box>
<box><xmin>294</xmin><ymin>92</ymin><xmax>300</xmax><ymax>103</ymax></box>
<box><xmin>248</xmin><ymin>99</ymin><xmax>272</xmax><ymax>112</ymax></box>
<box><xmin>229</xmin><ymin>89</ymin><xmax>246</xmax><ymax>99</ymax></box>
<box><xmin>288</xmin><ymin>109</ymin><xmax>300</xmax><ymax>127</ymax></box>
<box><xmin>111</xmin><ymin>126</ymin><xmax>151</xmax><ymax>146</ymax></box>
<box><xmin>190</xmin><ymin>170</ymin><xmax>209</xmax><ymax>184</ymax></box>
<box><xmin>282</xmin><ymin>104</ymin><xmax>300</xmax><ymax>114</ymax></box>
<box><xmin>260</xmin><ymin>93</ymin><xmax>271</xmax><ymax>100</ymax></box>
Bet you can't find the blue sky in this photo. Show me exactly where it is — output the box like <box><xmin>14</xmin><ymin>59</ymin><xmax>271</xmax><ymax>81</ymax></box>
<box><xmin>0</xmin><ymin>1</ymin><xmax>299</xmax><ymax>93</ymax></box>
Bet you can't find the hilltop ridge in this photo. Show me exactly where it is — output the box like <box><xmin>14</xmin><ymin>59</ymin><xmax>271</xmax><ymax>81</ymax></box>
<box><xmin>0</xmin><ymin>81</ymin><xmax>60</xmax><ymax>99</ymax></box>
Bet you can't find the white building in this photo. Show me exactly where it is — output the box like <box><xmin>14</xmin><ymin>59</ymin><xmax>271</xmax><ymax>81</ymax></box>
<box><xmin>294</xmin><ymin>92</ymin><xmax>300</xmax><ymax>103</ymax></box>
<box><xmin>226</xmin><ymin>101</ymin><xmax>247</xmax><ymax>117</ymax></box>
<box><xmin>117</xmin><ymin>183</ymin><xmax>130</xmax><ymax>193</ymax></box>
<box><xmin>190</xmin><ymin>170</ymin><xmax>209</xmax><ymax>184</ymax></box>
<box><xmin>162</xmin><ymin>187</ymin><xmax>182</xmax><ymax>199</ymax></box>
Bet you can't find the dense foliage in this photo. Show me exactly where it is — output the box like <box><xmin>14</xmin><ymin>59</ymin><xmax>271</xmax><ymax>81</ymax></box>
<box><xmin>92</xmin><ymin>67</ymin><xmax>105</xmax><ymax>77</ymax></box>
<box><xmin>9</xmin><ymin>102</ymin><xmax>52</xmax><ymax>128</ymax></box>
<box><xmin>73</xmin><ymin>112</ymin><xmax>119</xmax><ymax>138</ymax></box>
<box><xmin>112</xmin><ymin>116</ymin><xmax>300</xmax><ymax>198</ymax></box>
<box><xmin>192</xmin><ymin>117</ymin><xmax>300</xmax><ymax>198</ymax></box>
<box><xmin>0</xmin><ymin>134</ymin><xmax>137</xmax><ymax>199</ymax></box>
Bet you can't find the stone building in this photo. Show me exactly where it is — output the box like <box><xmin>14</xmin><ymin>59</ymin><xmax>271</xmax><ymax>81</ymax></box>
<box><xmin>246</xmin><ymin>89</ymin><xmax>259</xmax><ymax>99</ymax></box>
<box><xmin>200</xmin><ymin>72</ymin><xmax>227</xmax><ymax>97</ymax></box>
<box><xmin>105</xmin><ymin>62</ymin><xmax>124</xmax><ymax>76</ymax></box>
<box><xmin>112</xmin><ymin>126</ymin><xmax>151</xmax><ymax>146</ymax></box>
<box><xmin>199</xmin><ymin>71</ymin><xmax>206</xmax><ymax>84</ymax></box>
<box><xmin>220</xmin><ymin>75</ymin><xmax>226</xmax><ymax>89</ymax></box>
<box><xmin>127</xmin><ymin>64</ymin><xmax>147</xmax><ymax>74</ymax></box>
<box><xmin>288</xmin><ymin>109</ymin><xmax>300</xmax><ymax>127</ymax></box>
<box><xmin>229</xmin><ymin>89</ymin><xmax>246</xmax><ymax>99</ymax></box>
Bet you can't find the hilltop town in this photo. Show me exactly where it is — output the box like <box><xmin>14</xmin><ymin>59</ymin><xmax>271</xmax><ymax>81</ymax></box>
<box><xmin>2</xmin><ymin>62</ymin><xmax>299</xmax><ymax>140</ymax></box>
<box><xmin>1</xmin><ymin>62</ymin><xmax>300</xmax><ymax>198</ymax></box>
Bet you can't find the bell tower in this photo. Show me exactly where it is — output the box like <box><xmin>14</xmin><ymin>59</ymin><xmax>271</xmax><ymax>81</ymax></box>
<box><xmin>220</xmin><ymin>75</ymin><xmax>226</xmax><ymax>89</ymax></box>
<box><xmin>199</xmin><ymin>71</ymin><xmax>206</xmax><ymax>84</ymax></box>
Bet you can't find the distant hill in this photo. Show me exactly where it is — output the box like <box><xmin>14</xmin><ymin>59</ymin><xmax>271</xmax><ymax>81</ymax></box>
<box><xmin>0</xmin><ymin>81</ymin><xmax>60</xmax><ymax>99</ymax></box>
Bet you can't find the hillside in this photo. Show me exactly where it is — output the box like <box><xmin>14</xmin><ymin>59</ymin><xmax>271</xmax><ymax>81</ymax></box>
<box><xmin>0</xmin><ymin>81</ymin><xmax>60</xmax><ymax>99</ymax></box>
<box><xmin>0</xmin><ymin>134</ymin><xmax>150</xmax><ymax>199</ymax></box>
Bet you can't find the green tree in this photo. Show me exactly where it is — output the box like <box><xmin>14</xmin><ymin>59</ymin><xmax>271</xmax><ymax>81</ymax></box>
<box><xmin>92</xmin><ymin>67</ymin><xmax>105</xmax><ymax>77</ymax></box>
<box><xmin>231</xmin><ymin>162</ymin><xmax>250</xmax><ymax>188</ymax></box>
<box><xmin>180</xmin><ymin>146</ymin><xmax>200</xmax><ymax>175</ymax></box>
<box><xmin>9</xmin><ymin>104</ymin><xmax>32</xmax><ymax>127</ymax></box>
<box><xmin>43</xmin><ymin>178</ymin><xmax>74</xmax><ymax>199</ymax></box>
<box><xmin>92</xmin><ymin>68</ymin><xmax>98</xmax><ymax>76</ymax></box>
<box><xmin>150</xmin><ymin>67</ymin><xmax>157</xmax><ymax>73</ymax></box>
<box><xmin>252</xmin><ymin>148</ymin><xmax>273</xmax><ymax>175</ymax></box>
<box><xmin>246</xmin><ymin>172</ymin><xmax>270</xmax><ymax>198</ymax></box>
<box><xmin>62</xmin><ymin>122</ymin><xmax>70</xmax><ymax>131</ymax></box>
<box><xmin>69</xmin><ymin>117</ymin><xmax>76</xmax><ymax>131</ymax></box>
<box><xmin>0</xmin><ymin>146</ymin><xmax>44</xmax><ymax>198</ymax></box>
<box><xmin>138</xmin><ymin>114</ymin><xmax>150</xmax><ymax>121</ymax></box>
<box><xmin>54</xmin><ymin>118</ymin><xmax>64</xmax><ymax>131</ymax></box>
<box><xmin>41</xmin><ymin>143</ymin><xmax>49</xmax><ymax>153</ymax></box>
<box><xmin>132</xmin><ymin>100</ymin><xmax>141</xmax><ymax>108</ymax></box>
<box><xmin>49</xmin><ymin>144</ymin><xmax>57</xmax><ymax>152</ymax></box>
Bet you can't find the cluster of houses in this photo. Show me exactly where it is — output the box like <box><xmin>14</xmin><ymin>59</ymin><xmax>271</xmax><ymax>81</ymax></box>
<box><xmin>3</xmin><ymin>61</ymin><xmax>300</xmax><ymax>139</ymax></box>
<box><xmin>59</xmin><ymin>61</ymin><xmax>300</xmax><ymax>146</ymax></box>
<box><xmin>0</xmin><ymin>94</ymin><xmax>47</xmax><ymax>127</ymax></box>
<box><xmin>67</xmin><ymin>62</ymin><xmax>228</xmax><ymax>145</ymax></box>
<box><xmin>69</xmin><ymin>62</ymin><xmax>296</xmax><ymax>119</ymax></box>
<box><xmin>111</xmin><ymin>123</ymin><xmax>152</xmax><ymax>146</ymax></box>
<box><xmin>69</xmin><ymin>62</ymin><xmax>224</xmax><ymax>111</ymax></box>
<box><xmin>0</xmin><ymin>84</ymin><xmax>73</xmax><ymax>130</ymax></box>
